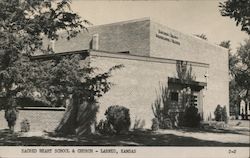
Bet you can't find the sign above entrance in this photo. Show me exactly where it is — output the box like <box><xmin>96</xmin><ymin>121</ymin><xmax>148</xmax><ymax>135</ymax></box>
<box><xmin>156</xmin><ymin>29</ymin><xmax>180</xmax><ymax>45</ymax></box>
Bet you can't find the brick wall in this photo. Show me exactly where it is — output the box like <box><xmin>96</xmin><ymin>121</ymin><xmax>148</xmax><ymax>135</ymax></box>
<box><xmin>35</xmin><ymin>18</ymin><xmax>229</xmax><ymax>130</ymax></box>
<box><xmin>89</xmin><ymin>53</ymin><xmax>207</xmax><ymax>129</ymax></box>
<box><xmin>150</xmin><ymin>21</ymin><xmax>229</xmax><ymax>120</ymax></box>
<box><xmin>53</xmin><ymin>18</ymin><xmax>150</xmax><ymax>57</ymax></box>
<box><xmin>0</xmin><ymin>110</ymin><xmax>64</xmax><ymax>132</ymax></box>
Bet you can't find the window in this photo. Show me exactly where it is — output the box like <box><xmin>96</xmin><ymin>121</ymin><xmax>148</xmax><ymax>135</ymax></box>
<box><xmin>171</xmin><ymin>92</ymin><xmax>179</xmax><ymax>102</ymax></box>
<box><xmin>191</xmin><ymin>95</ymin><xmax>198</xmax><ymax>106</ymax></box>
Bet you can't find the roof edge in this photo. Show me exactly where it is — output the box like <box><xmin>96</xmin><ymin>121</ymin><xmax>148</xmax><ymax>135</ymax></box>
<box><xmin>88</xmin><ymin>17</ymin><xmax>150</xmax><ymax>29</ymax></box>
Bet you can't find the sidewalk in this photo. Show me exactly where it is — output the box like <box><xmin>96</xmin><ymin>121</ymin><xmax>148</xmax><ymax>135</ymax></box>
<box><xmin>155</xmin><ymin>128</ymin><xmax>249</xmax><ymax>144</ymax></box>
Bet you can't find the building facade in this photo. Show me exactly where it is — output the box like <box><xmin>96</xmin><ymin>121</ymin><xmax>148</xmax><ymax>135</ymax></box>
<box><xmin>44</xmin><ymin>18</ymin><xmax>229</xmax><ymax>129</ymax></box>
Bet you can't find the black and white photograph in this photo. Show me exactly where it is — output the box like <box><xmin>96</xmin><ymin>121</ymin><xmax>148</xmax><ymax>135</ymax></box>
<box><xmin>0</xmin><ymin>0</ymin><xmax>249</xmax><ymax>157</ymax></box>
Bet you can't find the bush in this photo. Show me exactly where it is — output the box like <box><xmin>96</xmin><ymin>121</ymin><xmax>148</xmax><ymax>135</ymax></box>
<box><xmin>4</xmin><ymin>107</ymin><xmax>19</xmax><ymax>132</ymax></box>
<box><xmin>151</xmin><ymin>117</ymin><xmax>172</xmax><ymax>131</ymax></box>
<box><xmin>133</xmin><ymin>118</ymin><xmax>145</xmax><ymax>130</ymax></box>
<box><xmin>214</xmin><ymin>105</ymin><xmax>228</xmax><ymax>123</ymax></box>
<box><xmin>104</xmin><ymin>105</ymin><xmax>131</xmax><ymax>134</ymax></box>
<box><xmin>20</xmin><ymin>119</ymin><xmax>30</xmax><ymax>132</ymax></box>
<box><xmin>161</xmin><ymin>118</ymin><xmax>173</xmax><ymax>129</ymax></box>
<box><xmin>151</xmin><ymin>85</ymin><xmax>172</xmax><ymax>129</ymax></box>
<box><xmin>96</xmin><ymin>119</ymin><xmax>115</xmax><ymax>135</ymax></box>
<box><xmin>151</xmin><ymin>118</ymin><xmax>159</xmax><ymax>131</ymax></box>
<box><xmin>183</xmin><ymin>105</ymin><xmax>201</xmax><ymax>127</ymax></box>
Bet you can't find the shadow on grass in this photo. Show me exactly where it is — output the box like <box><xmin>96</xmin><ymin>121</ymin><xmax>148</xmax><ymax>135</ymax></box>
<box><xmin>0</xmin><ymin>129</ymin><xmax>248</xmax><ymax>146</ymax></box>
<box><xmin>75</xmin><ymin>130</ymin><xmax>249</xmax><ymax>147</ymax></box>
<box><xmin>174</xmin><ymin>127</ymin><xmax>250</xmax><ymax>136</ymax></box>
<box><xmin>0</xmin><ymin>129</ymin><xmax>22</xmax><ymax>145</ymax></box>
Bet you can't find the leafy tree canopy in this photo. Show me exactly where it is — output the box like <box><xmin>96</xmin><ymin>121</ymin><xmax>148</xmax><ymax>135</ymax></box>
<box><xmin>234</xmin><ymin>39</ymin><xmax>250</xmax><ymax>92</ymax></box>
<box><xmin>219</xmin><ymin>40</ymin><xmax>238</xmax><ymax>78</ymax></box>
<box><xmin>219</xmin><ymin>40</ymin><xmax>241</xmax><ymax>116</ymax></box>
<box><xmin>0</xmin><ymin>0</ymin><xmax>123</xmax><ymax>134</ymax></box>
<box><xmin>219</xmin><ymin>0</ymin><xmax>250</xmax><ymax>35</ymax></box>
<box><xmin>0</xmin><ymin>0</ymin><xmax>88</xmax><ymax>103</ymax></box>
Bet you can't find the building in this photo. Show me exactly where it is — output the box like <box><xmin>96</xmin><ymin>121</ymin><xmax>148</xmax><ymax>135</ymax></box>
<box><xmin>44</xmin><ymin>17</ymin><xmax>229</xmax><ymax>128</ymax></box>
<box><xmin>35</xmin><ymin>18</ymin><xmax>230</xmax><ymax>129</ymax></box>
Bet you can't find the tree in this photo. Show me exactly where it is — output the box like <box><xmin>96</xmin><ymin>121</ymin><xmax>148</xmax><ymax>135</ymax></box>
<box><xmin>214</xmin><ymin>104</ymin><xmax>228</xmax><ymax>122</ymax></box>
<box><xmin>219</xmin><ymin>41</ymin><xmax>235</xmax><ymax>76</ymax></box>
<box><xmin>0</xmin><ymin>0</ymin><xmax>121</xmax><ymax>134</ymax></box>
<box><xmin>219</xmin><ymin>41</ymin><xmax>241</xmax><ymax>118</ymax></box>
<box><xmin>194</xmin><ymin>34</ymin><xmax>208</xmax><ymax>40</ymax></box>
<box><xmin>0</xmin><ymin>0</ymin><xmax>86</xmax><ymax>131</ymax></box>
<box><xmin>221</xmin><ymin>39</ymin><xmax>250</xmax><ymax>120</ymax></box>
<box><xmin>219</xmin><ymin>0</ymin><xmax>249</xmax><ymax>119</ymax></box>
<box><xmin>234</xmin><ymin>39</ymin><xmax>250</xmax><ymax>119</ymax></box>
<box><xmin>48</xmin><ymin>55</ymin><xmax>123</xmax><ymax>135</ymax></box>
<box><xmin>219</xmin><ymin>0</ymin><xmax>250</xmax><ymax>35</ymax></box>
<box><xmin>0</xmin><ymin>0</ymin><xmax>85</xmax><ymax>104</ymax></box>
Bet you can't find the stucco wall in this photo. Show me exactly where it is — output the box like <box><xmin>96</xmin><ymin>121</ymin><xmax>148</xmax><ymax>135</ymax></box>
<box><xmin>150</xmin><ymin>21</ymin><xmax>229</xmax><ymax>119</ymax></box>
<box><xmin>89</xmin><ymin>53</ymin><xmax>207</xmax><ymax>129</ymax></box>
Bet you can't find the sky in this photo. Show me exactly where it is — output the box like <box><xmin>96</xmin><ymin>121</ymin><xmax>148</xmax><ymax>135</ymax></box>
<box><xmin>71</xmin><ymin>0</ymin><xmax>249</xmax><ymax>52</ymax></box>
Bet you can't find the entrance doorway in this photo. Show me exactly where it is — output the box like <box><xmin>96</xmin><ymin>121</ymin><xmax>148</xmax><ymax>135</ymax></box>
<box><xmin>167</xmin><ymin>77</ymin><xmax>206</xmax><ymax>119</ymax></box>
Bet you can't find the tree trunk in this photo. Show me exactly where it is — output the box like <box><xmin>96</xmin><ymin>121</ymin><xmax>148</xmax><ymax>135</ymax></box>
<box><xmin>235</xmin><ymin>98</ymin><xmax>241</xmax><ymax>120</ymax></box>
<box><xmin>55</xmin><ymin>95</ymin><xmax>79</xmax><ymax>135</ymax></box>
<box><xmin>244</xmin><ymin>90</ymin><xmax>249</xmax><ymax>120</ymax></box>
<box><xmin>4</xmin><ymin>101</ymin><xmax>18</xmax><ymax>132</ymax></box>
<box><xmin>244</xmin><ymin>100</ymin><xmax>248</xmax><ymax>120</ymax></box>
<box><xmin>75</xmin><ymin>100</ymin><xmax>98</xmax><ymax>136</ymax></box>
<box><xmin>55</xmin><ymin>95</ymin><xmax>98</xmax><ymax>136</ymax></box>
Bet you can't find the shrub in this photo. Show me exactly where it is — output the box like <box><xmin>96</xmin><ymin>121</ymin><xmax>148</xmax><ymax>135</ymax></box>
<box><xmin>96</xmin><ymin>119</ymin><xmax>115</xmax><ymax>135</ymax></box>
<box><xmin>183</xmin><ymin>105</ymin><xmax>201</xmax><ymax>127</ymax></box>
<box><xmin>161</xmin><ymin>118</ymin><xmax>173</xmax><ymax>129</ymax></box>
<box><xmin>214</xmin><ymin>105</ymin><xmax>228</xmax><ymax>123</ymax></box>
<box><xmin>151</xmin><ymin>85</ymin><xmax>173</xmax><ymax>129</ymax></box>
<box><xmin>133</xmin><ymin>118</ymin><xmax>145</xmax><ymax>130</ymax></box>
<box><xmin>104</xmin><ymin>105</ymin><xmax>131</xmax><ymax>134</ymax></box>
<box><xmin>20</xmin><ymin>119</ymin><xmax>30</xmax><ymax>132</ymax></box>
<box><xmin>222</xmin><ymin>106</ymin><xmax>228</xmax><ymax>123</ymax></box>
<box><xmin>151</xmin><ymin>118</ymin><xmax>159</xmax><ymax>131</ymax></box>
<box><xmin>4</xmin><ymin>107</ymin><xmax>19</xmax><ymax>132</ymax></box>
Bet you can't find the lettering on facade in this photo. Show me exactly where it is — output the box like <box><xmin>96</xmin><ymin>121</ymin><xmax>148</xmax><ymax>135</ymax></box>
<box><xmin>156</xmin><ymin>29</ymin><xmax>180</xmax><ymax>45</ymax></box>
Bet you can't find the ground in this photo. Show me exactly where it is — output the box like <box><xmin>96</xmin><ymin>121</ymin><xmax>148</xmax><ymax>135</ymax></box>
<box><xmin>0</xmin><ymin>120</ymin><xmax>249</xmax><ymax>146</ymax></box>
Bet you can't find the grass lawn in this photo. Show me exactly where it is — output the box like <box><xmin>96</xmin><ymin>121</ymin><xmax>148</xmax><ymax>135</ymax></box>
<box><xmin>0</xmin><ymin>125</ymin><xmax>249</xmax><ymax>146</ymax></box>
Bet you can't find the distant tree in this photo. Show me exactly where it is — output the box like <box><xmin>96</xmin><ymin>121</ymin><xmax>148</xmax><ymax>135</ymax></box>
<box><xmin>214</xmin><ymin>104</ymin><xmax>228</xmax><ymax>122</ymax></box>
<box><xmin>219</xmin><ymin>40</ymin><xmax>241</xmax><ymax>119</ymax></box>
<box><xmin>219</xmin><ymin>40</ymin><xmax>231</xmax><ymax>50</ymax></box>
<box><xmin>229</xmin><ymin>79</ymin><xmax>242</xmax><ymax>118</ymax></box>
<box><xmin>221</xmin><ymin>39</ymin><xmax>250</xmax><ymax>120</ymax></box>
<box><xmin>219</xmin><ymin>0</ymin><xmax>250</xmax><ymax>35</ymax></box>
<box><xmin>234</xmin><ymin>39</ymin><xmax>250</xmax><ymax>119</ymax></box>
<box><xmin>219</xmin><ymin>40</ymin><xmax>236</xmax><ymax>77</ymax></box>
<box><xmin>194</xmin><ymin>34</ymin><xmax>208</xmax><ymax>40</ymax></box>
